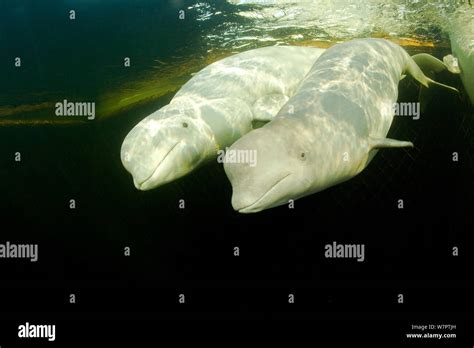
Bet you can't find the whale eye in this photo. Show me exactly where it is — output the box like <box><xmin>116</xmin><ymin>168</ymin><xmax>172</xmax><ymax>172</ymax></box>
<box><xmin>182</xmin><ymin>122</ymin><xmax>188</xmax><ymax>128</ymax></box>
<box><xmin>299</xmin><ymin>152</ymin><xmax>307</xmax><ymax>161</ymax></box>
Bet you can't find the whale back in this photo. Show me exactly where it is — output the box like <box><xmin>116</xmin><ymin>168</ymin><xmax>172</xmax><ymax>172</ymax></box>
<box><xmin>174</xmin><ymin>46</ymin><xmax>326</xmax><ymax>105</ymax></box>
<box><xmin>275</xmin><ymin>39</ymin><xmax>410</xmax><ymax>142</ymax></box>
<box><xmin>168</xmin><ymin>46</ymin><xmax>327</xmax><ymax>149</ymax></box>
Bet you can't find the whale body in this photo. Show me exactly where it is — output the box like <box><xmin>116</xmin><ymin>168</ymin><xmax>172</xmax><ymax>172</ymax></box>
<box><xmin>121</xmin><ymin>46</ymin><xmax>326</xmax><ymax>190</ymax></box>
<box><xmin>446</xmin><ymin>7</ymin><xmax>474</xmax><ymax>105</ymax></box>
<box><xmin>224</xmin><ymin>38</ymin><xmax>458</xmax><ymax>213</ymax></box>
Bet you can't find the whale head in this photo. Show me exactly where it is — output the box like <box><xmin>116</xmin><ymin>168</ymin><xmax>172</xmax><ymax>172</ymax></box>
<box><xmin>224</xmin><ymin>117</ymin><xmax>365</xmax><ymax>213</ymax></box>
<box><xmin>121</xmin><ymin>108</ymin><xmax>215</xmax><ymax>191</ymax></box>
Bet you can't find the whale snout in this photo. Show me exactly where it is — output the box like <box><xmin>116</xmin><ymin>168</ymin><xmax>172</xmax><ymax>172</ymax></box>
<box><xmin>224</xmin><ymin>126</ymin><xmax>297</xmax><ymax>213</ymax></box>
<box><xmin>121</xmin><ymin>114</ymin><xmax>216</xmax><ymax>190</ymax></box>
<box><xmin>131</xmin><ymin>140</ymin><xmax>182</xmax><ymax>191</ymax></box>
<box><xmin>122</xmin><ymin>133</ymin><xmax>182</xmax><ymax>191</ymax></box>
<box><xmin>121</xmin><ymin>120</ymin><xmax>187</xmax><ymax>190</ymax></box>
<box><xmin>230</xmin><ymin>173</ymin><xmax>292</xmax><ymax>213</ymax></box>
<box><xmin>231</xmin><ymin>189</ymin><xmax>260</xmax><ymax>213</ymax></box>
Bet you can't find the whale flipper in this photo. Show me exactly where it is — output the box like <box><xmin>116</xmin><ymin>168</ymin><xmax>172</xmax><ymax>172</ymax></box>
<box><xmin>368</xmin><ymin>137</ymin><xmax>414</xmax><ymax>149</ymax></box>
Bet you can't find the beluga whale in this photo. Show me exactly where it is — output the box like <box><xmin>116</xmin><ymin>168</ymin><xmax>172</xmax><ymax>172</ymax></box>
<box><xmin>121</xmin><ymin>45</ymin><xmax>326</xmax><ymax>190</ymax></box>
<box><xmin>224</xmin><ymin>38</ymin><xmax>458</xmax><ymax>213</ymax></box>
<box><xmin>444</xmin><ymin>6</ymin><xmax>474</xmax><ymax>105</ymax></box>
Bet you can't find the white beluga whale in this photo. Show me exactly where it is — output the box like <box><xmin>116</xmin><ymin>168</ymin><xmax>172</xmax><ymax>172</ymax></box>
<box><xmin>121</xmin><ymin>45</ymin><xmax>326</xmax><ymax>190</ymax></box>
<box><xmin>224</xmin><ymin>38</ymin><xmax>458</xmax><ymax>213</ymax></box>
<box><xmin>444</xmin><ymin>6</ymin><xmax>474</xmax><ymax>105</ymax></box>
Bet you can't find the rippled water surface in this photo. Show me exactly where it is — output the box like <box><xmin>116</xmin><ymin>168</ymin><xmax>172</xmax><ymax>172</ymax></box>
<box><xmin>0</xmin><ymin>0</ymin><xmax>471</xmax><ymax>122</ymax></box>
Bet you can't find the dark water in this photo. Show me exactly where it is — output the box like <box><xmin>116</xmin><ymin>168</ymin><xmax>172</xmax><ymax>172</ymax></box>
<box><xmin>0</xmin><ymin>0</ymin><xmax>473</xmax><ymax>344</ymax></box>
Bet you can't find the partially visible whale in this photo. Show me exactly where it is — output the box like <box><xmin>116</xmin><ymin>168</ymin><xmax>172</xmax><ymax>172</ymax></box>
<box><xmin>445</xmin><ymin>6</ymin><xmax>474</xmax><ymax>105</ymax></box>
<box><xmin>121</xmin><ymin>46</ymin><xmax>326</xmax><ymax>190</ymax></box>
<box><xmin>224</xmin><ymin>38</ymin><xmax>458</xmax><ymax>213</ymax></box>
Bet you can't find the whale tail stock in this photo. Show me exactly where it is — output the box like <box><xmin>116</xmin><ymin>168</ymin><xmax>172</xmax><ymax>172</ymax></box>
<box><xmin>406</xmin><ymin>53</ymin><xmax>460</xmax><ymax>113</ymax></box>
<box><xmin>408</xmin><ymin>53</ymin><xmax>460</xmax><ymax>93</ymax></box>
<box><xmin>371</xmin><ymin>53</ymin><xmax>459</xmax><ymax>155</ymax></box>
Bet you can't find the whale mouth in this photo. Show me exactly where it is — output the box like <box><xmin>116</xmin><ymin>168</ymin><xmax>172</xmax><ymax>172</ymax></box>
<box><xmin>236</xmin><ymin>173</ymin><xmax>291</xmax><ymax>213</ymax></box>
<box><xmin>134</xmin><ymin>141</ymin><xmax>182</xmax><ymax>190</ymax></box>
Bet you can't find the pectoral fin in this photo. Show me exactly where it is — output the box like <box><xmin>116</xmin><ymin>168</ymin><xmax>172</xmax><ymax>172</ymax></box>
<box><xmin>369</xmin><ymin>137</ymin><xmax>414</xmax><ymax>149</ymax></box>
